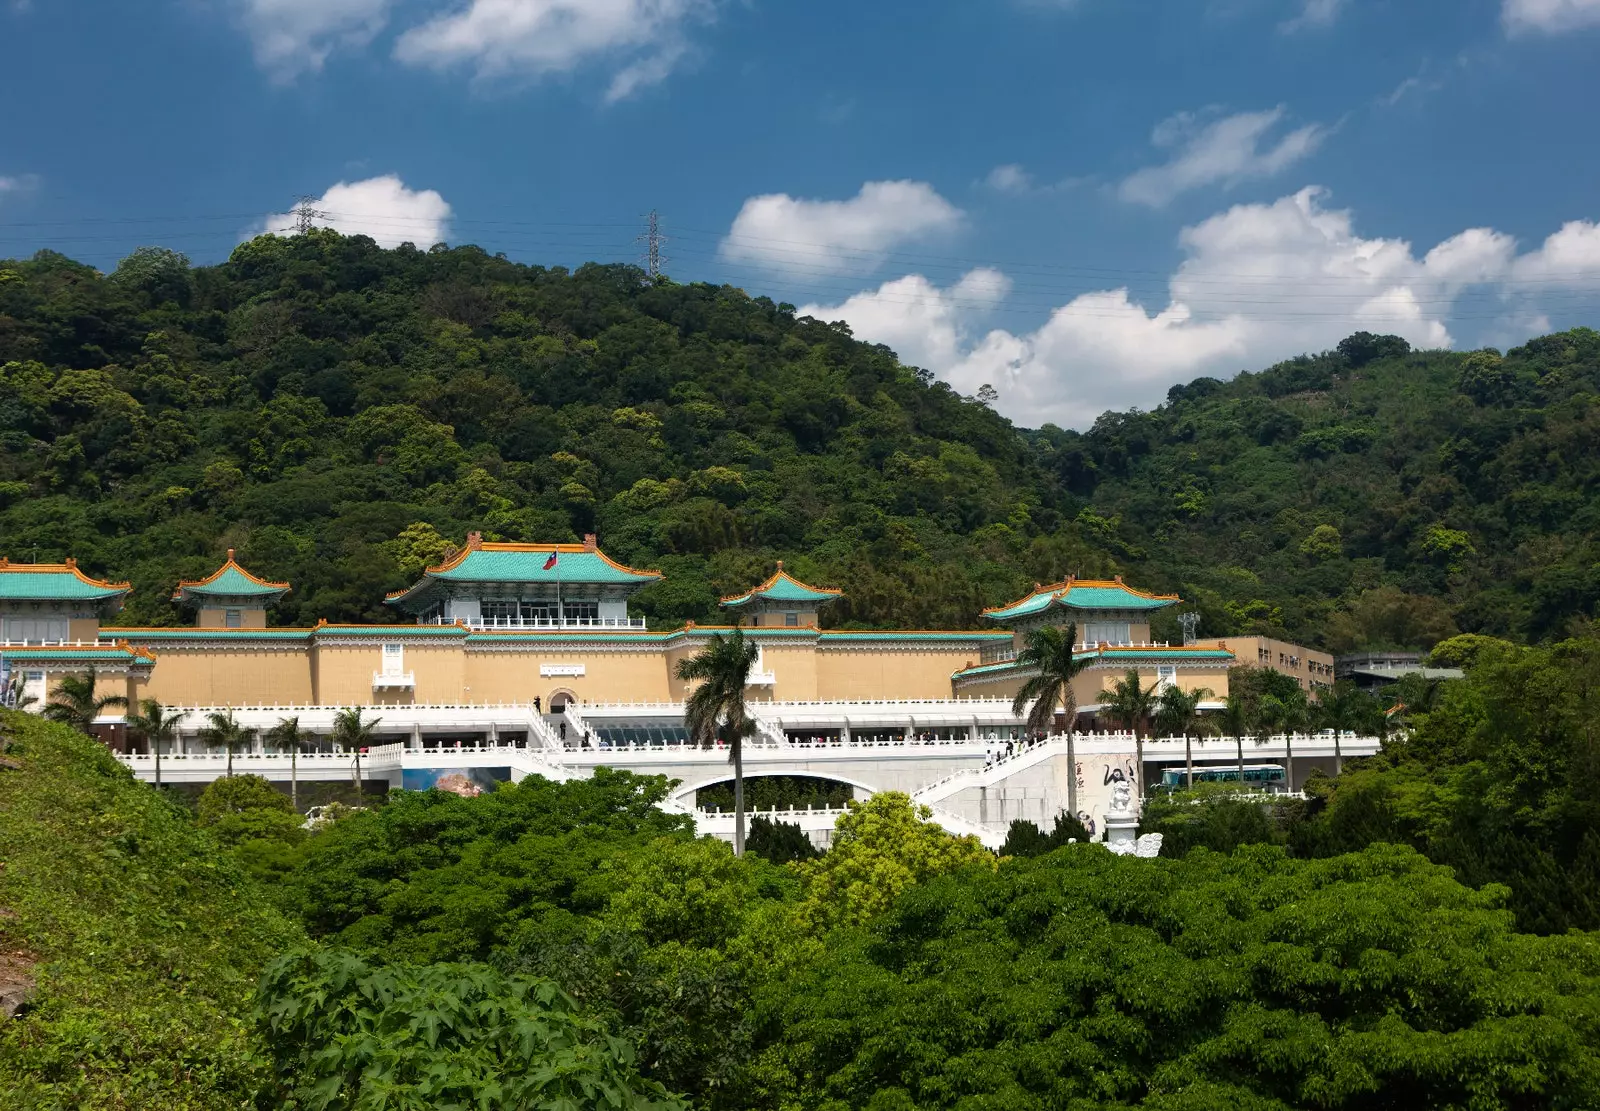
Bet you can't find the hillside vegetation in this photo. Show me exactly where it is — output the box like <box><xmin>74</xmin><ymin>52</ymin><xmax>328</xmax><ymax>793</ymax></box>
<box><xmin>0</xmin><ymin>711</ymin><xmax>301</xmax><ymax>1109</ymax></box>
<box><xmin>1</xmin><ymin>235</ymin><xmax>1597</xmax><ymax>648</ymax></box>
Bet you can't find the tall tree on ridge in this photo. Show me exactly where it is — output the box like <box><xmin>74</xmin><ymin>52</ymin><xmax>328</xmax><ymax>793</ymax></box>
<box><xmin>1012</xmin><ymin>624</ymin><xmax>1093</xmax><ymax>819</ymax></box>
<box><xmin>331</xmin><ymin>708</ymin><xmax>382</xmax><ymax>798</ymax></box>
<box><xmin>198</xmin><ymin>710</ymin><xmax>254</xmax><ymax>778</ymax></box>
<box><xmin>126</xmin><ymin>699</ymin><xmax>185</xmax><ymax>789</ymax></box>
<box><xmin>269</xmin><ymin>715</ymin><xmax>318</xmax><ymax>812</ymax></box>
<box><xmin>1156</xmin><ymin>683</ymin><xmax>1213</xmax><ymax>790</ymax></box>
<box><xmin>677</xmin><ymin>627</ymin><xmax>761</xmax><ymax>857</ymax></box>
<box><xmin>1103</xmin><ymin>668</ymin><xmax>1161</xmax><ymax>802</ymax></box>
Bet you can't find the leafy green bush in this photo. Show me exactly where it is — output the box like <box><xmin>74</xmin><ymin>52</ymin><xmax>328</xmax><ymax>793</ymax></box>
<box><xmin>0</xmin><ymin>711</ymin><xmax>303</xmax><ymax>1109</ymax></box>
<box><xmin>757</xmin><ymin>842</ymin><xmax>1600</xmax><ymax>1109</ymax></box>
<box><xmin>256</xmin><ymin>948</ymin><xmax>688</xmax><ymax>1110</ymax></box>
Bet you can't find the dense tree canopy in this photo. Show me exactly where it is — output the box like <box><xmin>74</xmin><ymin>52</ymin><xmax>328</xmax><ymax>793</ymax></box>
<box><xmin>5</xmin><ymin>235</ymin><xmax>1597</xmax><ymax>647</ymax></box>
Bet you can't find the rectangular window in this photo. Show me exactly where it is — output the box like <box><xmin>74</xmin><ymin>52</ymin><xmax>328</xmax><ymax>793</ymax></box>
<box><xmin>1082</xmin><ymin>622</ymin><xmax>1131</xmax><ymax>646</ymax></box>
<box><xmin>1157</xmin><ymin>664</ymin><xmax>1178</xmax><ymax>689</ymax></box>
<box><xmin>785</xmin><ymin>612</ymin><xmax>799</xmax><ymax>627</ymax></box>
<box><xmin>2</xmin><ymin>616</ymin><xmax>70</xmax><ymax>643</ymax></box>
<box><xmin>224</xmin><ymin>609</ymin><xmax>242</xmax><ymax>629</ymax></box>
<box><xmin>382</xmin><ymin>643</ymin><xmax>404</xmax><ymax>676</ymax></box>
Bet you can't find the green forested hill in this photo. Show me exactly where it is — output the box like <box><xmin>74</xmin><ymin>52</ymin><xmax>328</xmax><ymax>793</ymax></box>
<box><xmin>2</xmin><ymin>233</ymin><xmax>1596</xmax><ymax>647</ymax></box>
<box><xmin>1048</xmin><ymin>327</ymin><xmax>1600</xmax><ymax>647</ymax></box>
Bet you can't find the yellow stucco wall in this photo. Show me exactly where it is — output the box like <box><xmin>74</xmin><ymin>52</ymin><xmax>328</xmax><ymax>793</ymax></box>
<box><xmin>763</xmin><ymin>642</ymin><xmax>820</xmax><ymax>701</ymax></box>
<box><xmin>133</xmin><ymin>647</ymin><xmax>314</xmax><ymax>706</ymax></box>
<box><xmin>955</xmin><ymin>663</ymin><xmax>1232</xmax><ymax>707</ymax></box>
<box><xmin>817</xmin><ymin>645</ymin><xmax>985</xmax><ymax>701</ymax></box>
<box><xmin>196</xmin><ymin>606</ymin><xmax>269</xmax><ymax>629</ymax></box>
<box><xmin>312</xmin><ymin>641</ymin><xmax>467</xmax><ymax>706</ymax></box>
<box><xmin>1215</xmin><ymin>636</ymin><xmax>1332</xmax><ymax>691</ymax></box>
<box><xmin>465</xmin><ymin>646</ymin><xmax>673</xmax><ymax>706</ymax></box>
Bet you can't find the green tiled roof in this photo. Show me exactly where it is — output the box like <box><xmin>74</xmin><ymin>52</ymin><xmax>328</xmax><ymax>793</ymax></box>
<box><xmin>108</xmin><ymin>628</ymin><xmax>314</xmax><ymax>642</ymax></box>
<box><xmin>952</xmin><ymin>645</ymin><xmax>1236</xmax><ymax>680</ymax></box>
<box><xmin>387</xmin><ymin>543</ymin><xmax>661</xmax><ymax>610</ymax></box>
<box><xmin>984</xmin><ymin>579</ymin><xmax>1180</xmax><ymax>622</ymax></box>
<box><xmin>721</xmin><ymin>567</ymin><xmax>842</xmax><ymax>609</ymax></box>
<box><xmin>317</xmin><ymin>624</ymin><xmax>470</xmax><ymax>638</ymax></box>
<box><xmin>172</xmin><ymin>557</ymin><xmax>289</xmax><ymax>601</ymax></box>
<box><xmin>819</xmin><ymin>631</ymin><xmax>1011</xmax><ymax>644</ymax></box>
<box><xmin>0</xmin><ymin>645</ymin><xmax>153</xmax><ymax>664</ymax></box>
<box><xmin>0</xmin><ymin>564</ymin><xmax>130</xmax><ymax>602</ymax></box>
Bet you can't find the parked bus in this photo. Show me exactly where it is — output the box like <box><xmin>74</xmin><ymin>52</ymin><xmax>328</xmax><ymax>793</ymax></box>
<box><xmin>1159</xmin><ymin>764</ymin><xmax>1287</xmax><ymax>790</ymax></box>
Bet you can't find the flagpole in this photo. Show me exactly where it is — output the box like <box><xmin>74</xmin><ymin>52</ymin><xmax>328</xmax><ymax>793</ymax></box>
<box><xmin>555</xmin><ymin>550</ymin><xmax>562</xmax><ymax>629</ymax></box>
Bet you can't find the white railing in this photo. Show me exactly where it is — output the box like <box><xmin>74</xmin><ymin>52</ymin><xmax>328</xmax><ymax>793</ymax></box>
<box><xmin>0</xmin><ymin>638</ymin><xmax>120</xmax><ymax>648</ymax></box>
<box><xmin>523</xmin><ymin>708</ymin><xmax>563</xmax><ymax>752</ymax></box>
<box><xmin>913</xmin><ymin>735</ymin><xmax>1070</xmax><ymax>803</ymax></box>
<box><xmin>427</xmin><ymin>617</ymin><xmax>648</xmax><ymax>630</ymax></box>
<box><xmin>746</xmin><ymin>670</ymin><xmax>777</xmax><ymax>686</ymax></box>
<box><xmin>560</xmin><ymin>703</ymin><xmax>597</xmax><ymax>746</ymax></box>
<box><xmin>372</xmin><ymin>671</ymin><xmax>415</xmax><ymax>688</ymax></box>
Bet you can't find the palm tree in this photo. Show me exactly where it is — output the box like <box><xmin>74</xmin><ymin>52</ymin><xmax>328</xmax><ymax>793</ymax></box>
<box><xmin>1261</xmin><ymin>686</ymin><xmax>1312</xmax><ymax>793</ymax></box>
<box><xmin>1102</xmin><ymin>668</ymin><xmax>1161</xmax><ymax>802</ymax></box>
<box><xmin>198</xmin><ymin>710</ymin><xmax>254</xmax><ymax>777</ymax></box>
<box><xmin>1156</xmin><ymin>684</ymin><xmax>1213</xmax><ymax>789</ymax></box>
<box><xmin>268</xmin><ymin>716</ymin><xmax>318</xmax><ymax>812</ymax></box>
<box><xmin>42</xmin><ymin>668</ymin><xmax>128</xmax><ymax>735</ymax></box>
<box><xmin>1315</xmin><ymin>680</ymin><xmax>1371</xmax><ymax>776</ymax></box>
<box><xmin>676</xmin><ymin>628</ymin><xmax>761</xmax><ymax>856</ymax></box>
<box><xmin>4</xmin><ymin>671</ymin><xmax>37</xmax><ymax>711</ymax></box>
<box><xmin>1011</xmin><ymin>624</ymin><xmax>1094</xmax><ymax>819</ymax></box>
<box><xmin>331</xmin><ymin>707</ymin><xmax>382</xmax><ymax>797</ymax></box>
<box><xmin>1217</xmin><ymin>690</ymin><xmax>1254</xmax><ymax>788</ymax></box>
<box><xmin>125</xmin><ymin>699</ymin><xmax>185</xmax><ymax>789</ymax></box>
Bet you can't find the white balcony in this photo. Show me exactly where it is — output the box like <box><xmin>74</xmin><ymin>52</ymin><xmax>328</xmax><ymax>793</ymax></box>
<box><xmin>746</xmin><ymin>670</ymin><xmax>777</xmax><ymax>686</ymax></box>
<box><xmin>372</xmin><ymin>670</ymin><xmax>415</xmax><ymax>689</ymax></box>
<box><xmin>425</xmin><ymin>617</ymin><xmax>648</xmax><ymax>630</ymax></box>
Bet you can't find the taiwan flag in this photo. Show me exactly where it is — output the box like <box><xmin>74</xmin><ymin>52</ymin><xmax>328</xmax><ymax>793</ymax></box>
<box><xmin>543</xmin><ymin>550</ymin><xmax>559</xmax><ymax>571</ymax></box>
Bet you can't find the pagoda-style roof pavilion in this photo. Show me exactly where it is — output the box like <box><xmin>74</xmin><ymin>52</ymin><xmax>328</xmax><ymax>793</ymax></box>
<box><xmin>171</xmin><ymin>550</ymin><xmax>290</xmax><ymax>607</ymax></box>
<box><xmin>983</xmin><ymin>576</ymin><xmax>1179</xmax><ymax>624</ymax></box>
<box><xmin>385</xmin><ymin>534</ymin><xmax>661</xmax><ymax>628</ymax></box>
<box><xmin>720</xmin><ymin>564</ymin><xmax>842</xmax><ymax>609</ymax></box>
<box><xmin>720</xmin><ymin>563</ymin><xmax>841</xmax><ymax>628</ymax></box>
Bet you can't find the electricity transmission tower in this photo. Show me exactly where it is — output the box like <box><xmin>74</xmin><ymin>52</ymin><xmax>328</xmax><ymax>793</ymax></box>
<box><xmin>292</xmin><ymin>195</ymin><xmax>327</xmax><ymax>234</ymax></box>
<box><xmin>637</xmin><ymin>210</ymin><xmax>667</xmax><ymax>277</ymax></box>
<box><xmin>1178</xmin><ymin>612</ymin><xmax>1201</xmax><ymax>647</ymax></box>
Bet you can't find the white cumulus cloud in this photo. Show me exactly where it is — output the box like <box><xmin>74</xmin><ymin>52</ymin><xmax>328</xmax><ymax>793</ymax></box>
<box><xmin>1118</xmin><ymin>106</ymin><xmax>1328</xmax><ymax>207</ymax></box>
<box><xmin>258</xmin><ymin>175</ymin><xmax>453</xmax><ymax>248</ymax></box>
<box><xmin>1503</xmin><ymin>0</ymin><xmax>1600</xmax><ymax>32</ymax></box>
<box><xmin>984</xmin><ymin>164</ymin><xmax>1035</xmax><ymax>194</ymax></box>
<box><xmin>236</xmin><ymin>0</ymin><xmax>392</xmax><ymax>80</ymax></box>
<box><xmin>394</xmin><ymin>0</ymin><xmax>715</xmax><ymax>101</ymax></box>
<box><xmin>720</xmin><ymin>180</ymin><xmax>963</xmax><ymax>275</ymax></box>
<box><xmin>1281</xmin><ymin>0</ymin><xmax>1345</xmax><ymax>32</ymax></box>
<box><xmin>799</xmin><ymin>187</ymin><xmax>1600</xmax><ymax>429</ymax></box>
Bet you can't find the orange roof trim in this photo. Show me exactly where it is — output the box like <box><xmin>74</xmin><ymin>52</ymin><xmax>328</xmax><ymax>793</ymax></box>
<box><xmin>421</xmin><ymin>540</ymin><xmax>663</xmax><ymax>579</ymax></box>
<box><xmin>0</xmin><ymin>558</ymin><xmax>132</xmax><ymax>592</ymax></box>
<box><xmin>717</xmin><ymin>562</ymin><xmax>844</xmax><ymax>604</ymax></box>
<box><xmin>171</xmin><ymin>548</ymin><xmax>290</xmax><ymax>598</ymax></box>
<box><xmin>979</xmin><ymin>575</ymin><xmax>1181</xmax><ymax>616</ymax></box>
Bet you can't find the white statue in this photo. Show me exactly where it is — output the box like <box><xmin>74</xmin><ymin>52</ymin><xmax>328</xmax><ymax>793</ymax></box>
<box><xmin>1105</xmin><ymin>765</ymin><xmax>1133</xmax><ymax>814</ymax></box>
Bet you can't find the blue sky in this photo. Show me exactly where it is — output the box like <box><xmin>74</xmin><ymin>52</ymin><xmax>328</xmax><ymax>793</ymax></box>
<box><xmin>2</xmin><ymin>0</ymin><xmax>1598</xmax><ymax>426</ymax></box>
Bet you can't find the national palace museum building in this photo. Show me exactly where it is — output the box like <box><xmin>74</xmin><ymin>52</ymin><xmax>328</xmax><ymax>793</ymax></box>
<box><xmin>0</xmin><ymin>534</ymin><xmax>1331</xmax><ymax>724</ymax></box>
